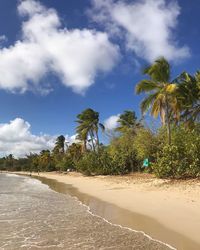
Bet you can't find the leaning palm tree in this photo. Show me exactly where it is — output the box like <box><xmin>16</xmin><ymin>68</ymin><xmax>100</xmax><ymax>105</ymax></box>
<box><xmin>76</xmin><ymin>125</ymin><xmax>88</xmax><ymax>152</ymax></box>
<box><xmin>76</xmin><ymin>108</ymin><xmax>105</xmax><ymax>152</ymax></box>
<box><xmin>135</xmin><ymin>57</ymin><xmax>177</xmax><ymax>144</ymax></box>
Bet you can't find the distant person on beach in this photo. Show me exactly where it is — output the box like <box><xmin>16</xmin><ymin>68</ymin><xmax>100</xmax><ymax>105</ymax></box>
<box><xmin>143</xmin><ymin>158</ymin><xmax>150</xmax><ymax>169</ymax></box>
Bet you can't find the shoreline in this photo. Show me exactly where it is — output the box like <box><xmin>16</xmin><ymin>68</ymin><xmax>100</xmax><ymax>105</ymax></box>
<box><xmin>11</xmin><ymin>171</ymin><xmax>200</xmax><ymax>250</ymax></box>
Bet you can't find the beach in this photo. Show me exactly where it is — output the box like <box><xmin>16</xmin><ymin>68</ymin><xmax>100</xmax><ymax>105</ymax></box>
<box><xmin>0</xmin><ymin>1</ymin><xmax>199</xmax><ymax>250</ymax></box>
<box><xmin>0</xmin><ymin>173</ymin><xmax>171</xmax><ymax>250</ymax></box>
<box><xmin>14</xmin><ymin>171</ymin><xmax>200</xmax><ymax>250</ymax></box>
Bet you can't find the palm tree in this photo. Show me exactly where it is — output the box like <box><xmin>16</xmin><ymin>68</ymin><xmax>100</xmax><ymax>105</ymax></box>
<box><xmin>6</xmin><ymin>154</ymin><xmax>15</xmax><ymax>171</ymax></box>
<box><xmin>135</xmin><ymin>57</ymin><xmax>177</xmax><ymax>144</ymax></box>
<box><xmin>116</xmin><ymin>110</ymin><xmax>141</xmax><ymax>134</ymax></box>
<box><xmin>76</xmin><ymin>127</ymin><xmax>88</xmax><ymax>152</ymax></box>
<box><xmin>67</xmin><ymin>143</ymin><xmax>82</xmax><ymax>162</ymax></box>
<box><xmin>76</xmin><ymin>108</ymin><xmax>105</xmax><ymax>151</ymax></box>
<box><xmin>175</xmin><ymin>71</ymin><xmax>200</xmax><ymax>127</ymax></box>
<box><xmin>39</xmin><ymin>150</ymin><xmax>52</xmax><ymax>171</ymax></box>
<box><xmin>53</xmin><ymin>135</ymin><xmax>65</xmax><ymax>154</ymax></box>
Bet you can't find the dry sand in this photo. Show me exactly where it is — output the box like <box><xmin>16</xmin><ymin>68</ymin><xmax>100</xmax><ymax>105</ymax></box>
<box><xmin>14</xmin><ymin>172</ymin><xmax>200</xmax><ymax>250</ymax></box>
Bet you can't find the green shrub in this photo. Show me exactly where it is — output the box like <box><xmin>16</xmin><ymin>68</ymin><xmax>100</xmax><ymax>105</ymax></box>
<box><xmin>152</xmin><ymin>144</ymin><xmax>185</xmax><ymax>178</ymax></box>
<box><xmin>133</xmin><ymin>128</ymin><xmax>159</xmax><ymax>163</ymax></box>
<box><xmin>75</xmin><ymin>148</ymin><xmax>114</xmax><ymax>176</ymax></box>
<box><xmin>109</xmin><ymin>131</ymin><xmax>139</xmax><ymax>173</ymax></box>
<box><xmin>57</xmin><ymin>156</ymin><xmax>75</xmax><ymax>172</ymax></box>
<box><xmin>153</xmin><ymin>125</ymin><xmax>200</xmax><ymax>178</ymax></box>
<box><xmin>111</xmin><ymin>153</ymin><xmax>133</xmax><ymax>175</ymax></box>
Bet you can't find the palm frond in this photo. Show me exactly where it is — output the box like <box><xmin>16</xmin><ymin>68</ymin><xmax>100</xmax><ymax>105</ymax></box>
<box><xmin>140</xmin><ymin>93</ymin><xmax>158</xmax><ymax>114</ymax></box>
<box><xmin>135</xmin><ymin>80</ymin><xmax>160</xmax><ymax>94</ymax></box>
<box><xmin>151</xmin><ymin>93</ymin><xmax>165</xmax><ymax>118</ymax></box>
<box><xmin>165</xmin><ymin>83</ymin><xmax>177</xmax><ymax>93</ymax></box>
<box><xmin>143</xmin><ymin>57</ymin><xmax>170</xmax><ymax>83</ymax></box>
<box><xmin>99</xmin><ymin>123</ymin><xmax>105</xmax><ymax>131</ymax></box>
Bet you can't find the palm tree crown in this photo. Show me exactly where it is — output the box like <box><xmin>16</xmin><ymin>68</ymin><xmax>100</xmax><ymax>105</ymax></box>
<box><xmin>175</xmin><ymin>71</ymin><xmax>200</xmax><ymax>126</ymax></box>
<box><xmin>135</xmin><ymin>57</ymin><xmax>177</xmax><ymax>144</ymax></box>
<box><xmin>53</xmin><ymin>135</ymin><xmax>65</xmax><ymax>154</ymax></box>
<box><xmin>116</xmin><ymin>110</ymin><xmax>140</xmax><ymax>133</ymax></box>
<box><xmin>76</xmin><ymin>108</ymin><xmax>104</xmax><ymax>151</ymax></box>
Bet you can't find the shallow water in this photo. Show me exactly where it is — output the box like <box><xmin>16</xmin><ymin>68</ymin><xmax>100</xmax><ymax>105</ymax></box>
<box><xmin>36</xmin><ymin>175</ymin><xmax>200</xmax><ymax>250</ymax></box>
<box><xmin>0</xmin><ymin>173</ymin><xmax>171</xmax><ymax>249</ymax></box>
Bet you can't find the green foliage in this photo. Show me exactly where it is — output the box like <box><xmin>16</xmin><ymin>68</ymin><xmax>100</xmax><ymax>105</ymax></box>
<box><xmin>76</xmin><ymin>108</ymin><xmax>104</xmax><ymax>152</ymax></box>
<box><xmin>175</xmin><ymin>71</ymin><xmax>200</xmax><ymax>126</ymax></box>
<box><xmin>67</xmin><ymin>143</ymin><xmax>82</xmax><ymax>163</ymax></box>
<box><xmin>133</xmin><ymin>128</ymin><xmax>158</xmax><ymax>162</ymax></box>
<box><xmin>116</xmin><ymin>110</ymin><xmax>139</xmax><ymax>134</ymax></box>
<box><xmin>152</xmin><ymin>144</ymin><xmax>183</xmax><ymax>178</ymax></box>
<box><xmin>76</xmin><ymin>148</ymin><xmax>114</xmax><ymax>176</ymax></box>
<box><xmin>136</xmin><ymin>57</ymin><xmax>180</xmax><ymax>144</ymax></box>
<box><xmin>143</xmin><ymin>57</ymin><xmax>170</xmax><ymax>83</ymax></box>
<box><xmin>109</xmin><ymin>131</ymin><xmax>139</xmax><ymax>173</ymax></box>
<box><xmin>153</xmin><ymin>125</ymin><xmax>200</xmax><ymax>178</ymax></box>
<box><xmin>1</xmin><ymin>102</ymin><xmax>200</xmax><ymax>180</ymax></box>
<box><xmin>76</xmin><ymin>130</ymin><xmax>141</xmax><ymax>176</ymax></box>
<box><xmin>53</xmin><ymin>135</ymin><xmax>65</xmax><ymax>154</ymax></box>
<box><xmin>56</xmin><ymin>155</ymin><xmax>75</xmax><ymax>172</ymax></box>
<box><xmin>38</xmin><ymin>150</ymin><xmax>55</xmax><ymax>172</ymax></box>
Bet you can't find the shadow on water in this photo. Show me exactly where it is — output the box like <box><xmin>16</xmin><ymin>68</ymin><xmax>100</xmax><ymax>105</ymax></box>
<box><xmin>33</xmin><ymin>175</ymin><xmax>199</xmax><ymax>250</ymax></box>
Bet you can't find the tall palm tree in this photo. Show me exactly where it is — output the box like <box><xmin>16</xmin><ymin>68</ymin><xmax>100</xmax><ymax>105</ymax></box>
<box><xmin>76</xmin><ymin>126</ymin><xmax>88</xmax><ymax>152</ymax></box>
<box><xmin>67</xmin><ymin>143</ymin><xmax>82</xmax><ymax>162</ymax></box>
<box><xmin>39</xmin><ymin>150</ymin><xmax>51</xmax><ymax>171</ymax></box>
<box><xmin>6</xmin><ymin>154</ymin><xmax>15</xmax><ymax>171</ymax></box>
<box><xmin>135</xmin><ymin>57</ymin><xmax>177</xmax><ymax>144</ymax></box>
<box><xmin>54</xmin><ymin>135</ymin><xmax>65</xmax><ymax>154</ymax></box>
<box><xmin>116</xmin><ymin>110</ymin><xmax>140</xmax><ymax>134</ymax></box>
<box><xmin>175</xmin><ymin>71</ymin><xmax>200</xmax><ymax>127</ymax></box>
<box><xmin>76</xmin><ymin>108</ymin><xmax>105</xmax><ymax>151</ymax></box>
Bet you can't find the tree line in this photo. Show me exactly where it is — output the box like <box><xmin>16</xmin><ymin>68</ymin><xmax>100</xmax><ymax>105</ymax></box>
<box><xmin>1</xmin><ymin>57</ymin><xmax>199</xmax><ymax>178</ymax></box>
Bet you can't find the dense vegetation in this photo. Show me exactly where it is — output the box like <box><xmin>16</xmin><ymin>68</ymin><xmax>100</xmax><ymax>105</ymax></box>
<box><xmin>1</xmin><ymin>58</ymin><xmax>199</xmax><ymax>179</ymax></box>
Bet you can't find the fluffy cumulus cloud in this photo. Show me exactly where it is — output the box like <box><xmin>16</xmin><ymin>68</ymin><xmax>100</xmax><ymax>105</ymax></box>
<box><xmin>0</xmin><ymin>118</ymin><xmax>76</xmax><ymax>157</ymax></box>
<box><xmin>89</xmin><ymin>0</ymin><xmax>190</xmax><ymax>62</ymax></box>
<box><xmin>104</xmin><ymin>114</ymin><xmax>120</xmax><ymax>130</ymax></box>
<box><xmin>0</xmin><ymin>0</ymin><xmax>119</xmax><ymax>94</ymax></box>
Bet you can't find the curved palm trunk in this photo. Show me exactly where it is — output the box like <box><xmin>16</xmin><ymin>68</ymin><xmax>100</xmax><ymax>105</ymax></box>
<box><xmin>166</xmin><ymin>96</ymin><xmax>172</xmax><ymax>145</ymax></box>
<box><xmin>89</xmin><ymin>130</ymin><xmax>96</xmax><ymax>152</ymax></box>
<box><xmin>83</xmin><ymin>140</ymin><xmax>87</xmax><ymax>153</ymax></box>
<box><xmin>95</xmin><ymin>130</ymin><xmax>99</xmax><ymax>151</ymax></box>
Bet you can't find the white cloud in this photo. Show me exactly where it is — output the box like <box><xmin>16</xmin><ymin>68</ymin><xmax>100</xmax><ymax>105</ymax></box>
<box><xmin>104</xmin><ymin>114</ymin><xmax>120</xmax><ymax>130</ymax></box>
<box><xmin>0</xmin><ymin>118</ymin><xmax>76</xmax><ymax>157</ymax></box>
<box><xmin>0</xmin><ymin>0</ymin><xmax>119</xmax><ymax>94</ymax></box>
<box><xmin>89</xmin><ymin>0</ymin><xmax>190</xmax><ymax>62</ymax></box>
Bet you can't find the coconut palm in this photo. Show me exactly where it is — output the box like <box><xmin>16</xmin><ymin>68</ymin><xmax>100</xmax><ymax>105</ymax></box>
<box><xmin>76</xmin><ymin>126</ymin><xmax>88</xmax><ymax>152</ymax></box>
<box><xmin>67</xmin><ymin>143</ymin><xmax>82</xmax><ymax>162</ymax></box>
<box><xmin>53</xmin><ymin>135</ymin><xmax>65</xmax><ymax>154</ymax></box>
<box><xmin>5</xmin><ymin>154</ymin><xmax>15</xmax><ymax>171</ymax></box>
<box><xmin>135</xmin><ymin>57</ymin><xmax>177</xmax><ymax>144</ymax></box>
<box><xmin>76</xmin><ymin>108</ymin><xmax>105</xmax><ymax>151</ymax></box>
<box><xmin>175</xmin><ymin>71</ymin><xmax>200</xmax><ymax>127</ymax></box>
<box><xmin>116</xmin><ymin>110</ymin><xmax>141</xmax><ymax>134</ymax></box>
<box><xmin>39</xmin><ymin>150</ymin><xmax>52</xmax><ymax>171</ymax></box>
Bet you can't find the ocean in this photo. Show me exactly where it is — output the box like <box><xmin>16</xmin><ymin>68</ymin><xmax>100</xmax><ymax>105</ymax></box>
<box><xmin>0</xmin><ymin>173</ymin><xmax>171</xmax><ymax>250</ymax></box>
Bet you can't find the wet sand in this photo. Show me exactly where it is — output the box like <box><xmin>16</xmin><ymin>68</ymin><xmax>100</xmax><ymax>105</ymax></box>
<box><xmin>15</xmin><ymin>172</ymin><xmax>200</xmax><ymax>250</ymax></box>
<box><xmin>2</xmin><ymin>173</ymin><xmax>171</xmax><ymax>250</ymax></box>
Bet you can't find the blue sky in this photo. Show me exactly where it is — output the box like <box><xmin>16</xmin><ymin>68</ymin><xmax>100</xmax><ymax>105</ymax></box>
<box><xmin>0</xmin><ymin>0</ymin><xmax>199</xmax><ymax>156</ymax></box>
